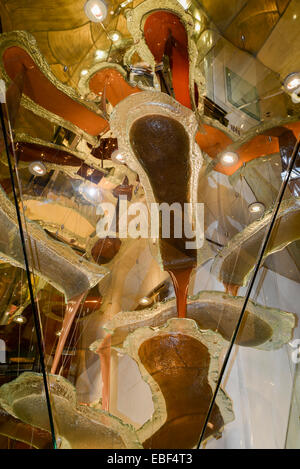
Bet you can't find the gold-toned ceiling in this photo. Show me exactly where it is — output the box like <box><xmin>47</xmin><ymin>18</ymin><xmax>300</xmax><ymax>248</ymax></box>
<box><xmin>0</xmin><ymin>0</ymin><xmax>296</xmax><ymax>87</ymax></box>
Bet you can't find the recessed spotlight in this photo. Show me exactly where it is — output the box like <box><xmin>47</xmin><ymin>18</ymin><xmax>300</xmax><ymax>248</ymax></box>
<box><xmin>81</xmin><ymin>69</ymin><xmax>89</xmax><ymax>76</ymax></box>
<box><xmin>55</xmin><ymin>330</ymin><xmax>62</xmax><ymax>337</ymax></box>
<box><xmin>84</xmin><ymin>0</ymin><xmax>107</xmax><ymax>22</ymax></box>
<box><xmin>284</xmin><ymin>72</ymin><xmax>300</xmax><ymax>92</ymax></box>
<box><xmin>220</xmin><ymin>151</ymin><xmax>239</xmax><ymax>166</ymax></box>
<box><xmin>13</xmin><ymin>315</ymin><xmax>27</xmax><ymax>324</ymax></box>
<box><xmin>109</xmin><ymin>30</ymin><xmax>121</xmax><ymax>42</ymax></box>
<box><xmin>111</xmin><ymin>149</ymin><xmax>126</xmax><ymax>164</ymax></box>
<box><xmin>29</xmin><ymin>161</ymin><xmax>47</xmax><ymax>176</ymax></box>
<box><xmin>138</xmin><ymin>297</ymin><xmax>153</xmax><ymax>306</ymax></box>
<box><xmin>95</xmin><ymin>49</ymin><xmax>107</xmax><ymax>60</ymax></box>
<box><xmin>293</xmin><ymin>14</ymin><xmax>297</xmax><ymax>20</ymax></box>
<box><xmin>248</xmin><ymin>202</ymin><xmax>265</xmax><ymax>215</ymax></box>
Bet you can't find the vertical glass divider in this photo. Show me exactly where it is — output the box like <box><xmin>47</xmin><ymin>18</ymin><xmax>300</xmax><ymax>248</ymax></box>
<box><xmin>0</xmin><ymin>101</ymin><xmax>57</xmax><ymax>449</ymax></box>
<box><xmin>197</xmin><ymin>138</ymin><xmax>300</xmax><ymax>449</ymax></box>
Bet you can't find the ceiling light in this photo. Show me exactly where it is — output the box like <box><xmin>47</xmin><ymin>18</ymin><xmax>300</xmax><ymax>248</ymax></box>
<box><xmin>220</xmin><ymin>151</ymin><xmax>239</xmax><ymax>166</ymax></box>
<box><xmin>88</xmin><ymin>187</ymin><xmax>97</xmax><ymax>197</ymax></box>
<box><xmin>55</xmin><ymin>330</ymin><xmax>62</xmax><ymax>337</ymax></box>
<box><xmin>284</xmin><ymin>72</ymin><xmax>300</xmax><ymax>92</ymax></box>
<box><xmin>79</xmin><ymin>183</ymin><xmax>103</xmax><ymax>203</ymax></box>
<box><xmin>95</xmin><ymin>49</ymin><xmax>107</xmax><ymax>60</ymax></box>
<box><xmin>138</xmin><ymin>297</ymin><xmax>153</xmax><ymax>306</ymax></box>
<box><xmin>111</xmin><ymin>149</ymin><xmax>126</xmax><ymax>164</ymax></box>
<box><xmin>109</xmin><ymin>30</ymin><xmax>121</xmax><ymax>42</ymax></box>
<box><xmin>81</xmin><ymin>69</ymin><xmax>88</xmax><ymax>76</ymax></box>
<box><xmin>29</xmin><ymin>161</ymin><xmax>47</xmax><ymax>176</ymax></box>
<box><xmin>177</xmin><ymin>0</ymin><xmax>190</xmax><ymax>10</ymax></box>
<box><xmin>195</xmin><ymin>22</ymin><xmax>201</xmax><ymax>33</ymax></box>
<box><xmin>248</xmin><ymin>202</ymin><xmax>265</xmax><ymax>215</ymax></box>
<box><xmin>84</xmin><ymin>0</ymin><xmax>107</xmax><ymax>22</ymax></box>
<box><xmin>13</xmin><ymin>315</ymin><xmax>27</xmax><ymax>325</ymax></box>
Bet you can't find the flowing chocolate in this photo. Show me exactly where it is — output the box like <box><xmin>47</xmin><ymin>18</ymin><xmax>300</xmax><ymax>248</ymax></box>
<box><xmin>130</xmin><ymin>114</ymin><xmax>197</xmax><ymax>317</ymax></box>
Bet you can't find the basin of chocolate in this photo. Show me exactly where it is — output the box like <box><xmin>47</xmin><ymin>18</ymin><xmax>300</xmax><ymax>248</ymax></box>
<box><xmin>139</xmin><ymin>333</ymin><xmax>224</xmax><ymax>448</ymax></box>
<box><xmin>130</xmin><ymin>115</ymin><xmax>196</xmax><ymax>268</ymax></box>
<box><xmin>130</xmin><ymin>115</ymin><xmax>196</xmax><ymax>317</ymax></box>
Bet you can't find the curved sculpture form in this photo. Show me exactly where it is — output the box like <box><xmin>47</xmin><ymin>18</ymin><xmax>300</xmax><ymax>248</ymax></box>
<box><xmin>23</xmin><ymin>195</ymin><xmax>98</xmax><ymax>251</ymax></box>
<box><xmin>11</xmin><ymin>134</ymin><xmax>137</xmax><ymax>190</ymax></box>
<box><xmin>0</xmin><ymin>31</ymin><xmax>108</xmax><ymax>144</ymax></box>
<box><xmin>0</xmin><ymin>404</ymin><xmax>52</xmax><ymax>449</ymax></box>
<box><xmin>114</xmin><ymin>318</ymin><xmax>234</xmax><ymax>448</ymax></box>
<box><xmin>125</xmin><ymin>0</ymin><xmax>204</xmax><ymax>115</ymax></box>
<box><xmin>214</xmin><ymin>119</ymin><xmax>300</xmax><ymax>174</ymax></box>
<box><xmin>96</xmin><ymin>291</ymin><xmax>295</xmax><ymax>352</ymax></box>
<box><xmin>0</xmin><ymin>373</ymin><xmax>142</xmax><ymax>449</ymax></box>
<box><xmin>0</xmin><ymin>185</ymin><xmax>107</xmax><ymax>300</ymax></box>
<box><xmin>110</xmin><ymin>90</ymin><xmax>203</xmax><ymax>317</ymax></box>
<box><xmin>212</xmin><ymin>198</ymin><xmax>300</xmax><ymax>288</ymax></box>
<box><xmin>78</xmin><ymin>62</ymin><xmax>142</xmax><ymax>106</ymax></box>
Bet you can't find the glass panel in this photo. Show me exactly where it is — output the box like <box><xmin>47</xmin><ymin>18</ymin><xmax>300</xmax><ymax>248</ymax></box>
<box><xmin>199</xmin><ymin>139</ymin><xmax>300</xmax><ymax>449</ymax></box>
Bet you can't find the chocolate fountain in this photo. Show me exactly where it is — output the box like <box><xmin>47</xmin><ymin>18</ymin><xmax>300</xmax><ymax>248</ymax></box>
<box><xmin>110</xmin><ymin>91</ymin><xmax>202</xmax><ymax>318</ymax></box>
